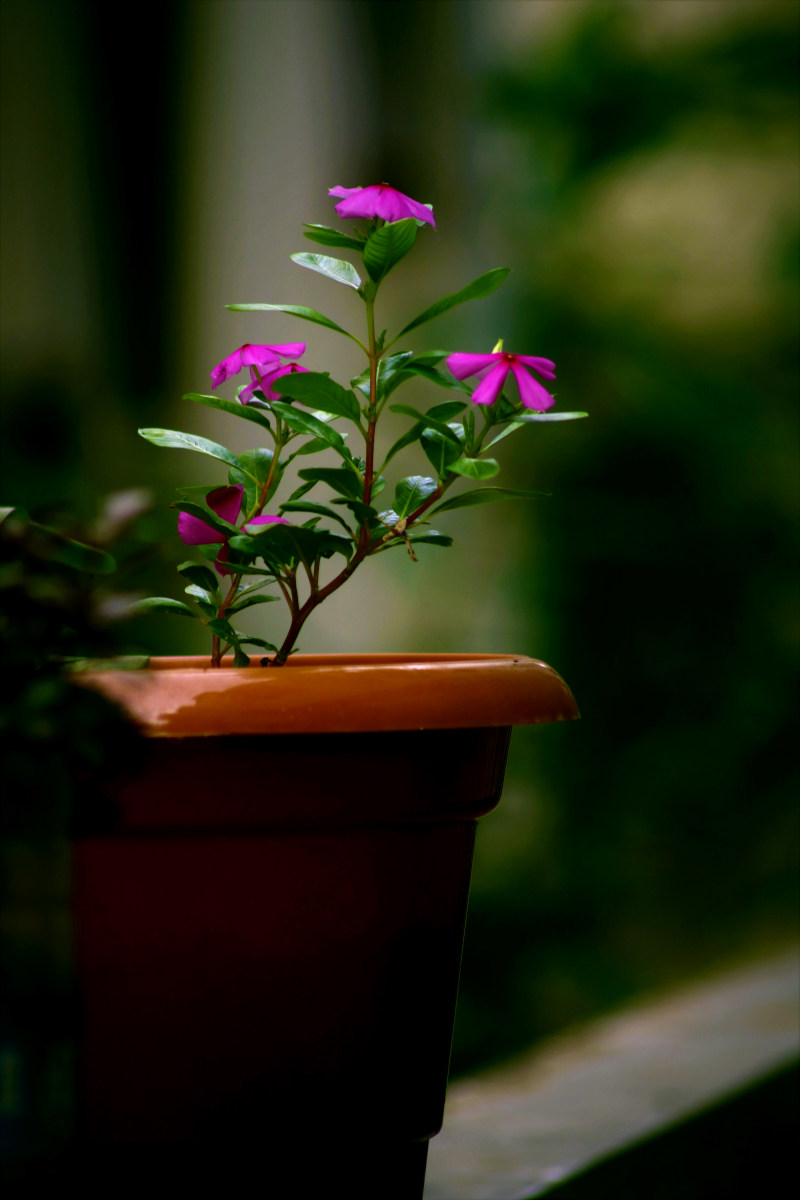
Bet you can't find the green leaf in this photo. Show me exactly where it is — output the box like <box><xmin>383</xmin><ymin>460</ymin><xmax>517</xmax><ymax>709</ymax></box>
<box><xmin>428</xmin><ymin>400</ymin><xmax>468</xmax><ymax>420</ymax></box>
<box><xmin>517</xmin><ymin>411</ymin><xmax>589</xmax><ymax>422</ymax></box>
<box><xmin>381</xmin><ymin>423</ymin><xmax>424</xmax><ymax>469</ymax></box>
<box><xmin>286</xmin><ymin>435</ymin><xmax>339</xmax><ymax>460</ymax></box>
<box><xmin>290</xmin><ymin>526</ymin><xmax>353</xmax><ymax>562</ymax></box>
<box><xmin>175</xmin><ymin>484</ymin><xmax>223</xmax><ymax>501</ymax></box>
<box><xmin>231</xmin><ymin>523</ymin><xmax>352</xmax><ymax>566</ymax></box>
<box><xmin>184</xmin><ymin>584</ymin><xmax>217</xmax><ymax>617</ymax></box>
<box><xmin>133</xmin><ymin>597</ymin><xmax>198</xmax><ymax>618</ymax></box>
<box><xmin>236</xmin><ymin>635</ymin><xmax>279</xmax><ymax>651</ymax></box>
<box><xmin>38</xmin><ymin>528</ymin><xmax>116</xmax><ymax>575</ymax></box>
<box><xmin>229</xmin><ymin>448</ymin><xmax>278</xmax><ymax>510</ymax></box>
<box><xmin>303</xmin><ymin>223</ymin><xmax>366</xmax><ymax>251</ymax></box>
<box><xmin>62</xmin><ymin>655</ymin><xmax>151</xmax><ymax>672</ymax></box>
<box><xmin>207</xmin><ymin>617</ymin><xmax>236</xmax><ymax>640</ymax></box>
<box><xmin>384</xmin><ymin>529</ymin><xmax>453</xmax><ymax>549</ymax></box>
<box><xmin>183</xmin><ymin>392</ymin><xmax>273</xmax><ymax>431</ymax></box>
<box><xmin>388</xmin><ymin>404</ymin><xmax>463</xmax><ymax>445</ymax></box>
<box><xmin>177</xmin><ymin>561</ymin><xmax>220</xmax><ymax>593</ymax></box>
<box><xmin>290</xmin><ymin>252</ymin><xmax>362</xmax><ymax>290</ymax></box>
<box><xmin>332</xmin><ymin>498</ymin><xmax>381</xmax><ymax>526</ymax></box>
<box><xmin>287</xmin><ymin>480</ymin><xmax>317</xmax><ymax>502</ymax></box>
<box><xmin>484</xmin><ymin>420</ymin><xmax>526</xmax><ymax>449</ymax></box>
<box><xmin>352</xmin><ymin>351</ymin><xmax>414</xmax><ymax>402</ymax></box>
<box><xmin>363</xmin><ymin>219</ymin><xmax>417</xmax><ymax>282</ymax></box>
<box><xmin>394</xmin><ymin>363</ymin><xmax>472</xmax><ymax>393</ymax></box>
<box><xmin>449</xmin><ymin>456</ymin><xmax>500</xmax><ymax>480</ymax></box>
<box><xmin>172</xmin><ymin>500</ymin><xmax>237</xmax><ymax>538</ymax></box>
<box><xmin>139</xmin><ymin>428</ymin><xmax>247</xmax><ymax>474</ymax></box>
<box><xmin>14</xmin><ymin>519</ymin><xmax>116</xmax><ymax>574</ymax></box>
<box><xmin>274</xmin><ymin>372</ymin><xmax>361</xmax><ymax>422</ymax></box>
<box><xmin>0</xmin><ymin>505</ymin><xmax>27</xmax><ymax>526</ymax></box>
<box><xmin>297</xmin><ymin>465</ymin><xmax>363</xmax><ymax>499</ymax></box>
<box><xmin>431</xmin><ymin>486</ymin><xmax>548</xmax><ymax>515</ymax></box>
<box><xmin>226</xmin><ymin>303</ymin><xmax>363</xmax><ymax>347</ymax></box>
<box><xmin>236</xmin><ymin>578</ymin><xmax>277</xmax><ymax>597</ymax></box>
<box><xmin>410</xmin><ymin>351</ymin><xmax>449</xmax><ymax>366</ymax></box>
<box><xmin>227</xmin><ymin>592</ymin><xmax>281</xmax><ymax>615</ymax></box>
<box><xmin>394</xmin><ymin>475</ymin><xmax>438</xmax><ymax>518</ymax></box>
<box><xmin>421</xmin><ymin>426</ymin><xmax>465</xmax><ymax>477</ymax></box>
<box><xmin>377</xmin><ymin>351</ymin><xmax>416</xmax><ymax>400</ymax></box>
<box><xmin>220</xmin><ymin>561</ymin><xmax>280</xmax><ymax>577</ymax></box>
<box><xmin>268</xmin><ymin>401</ymin><xmax>350</xmax><ymax>458</ymax></box>
<box><xmin>278</xmin><ymin>499</ymin><xmax>354</xmax><ymax>534</ymax></box>
<box><xmin>409</xmin><ymin>530</ymin><xmax>453</xmax><ymax>546</ymax></box>
<box><xmin>396</xmin><ymin>267</ymin><xmax>511</xmax><ymax>337</ymax></box>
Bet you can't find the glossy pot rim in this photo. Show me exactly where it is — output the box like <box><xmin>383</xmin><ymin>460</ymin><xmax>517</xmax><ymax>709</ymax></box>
<box><xmin>78</xmin><ymin>652</ymin><xmax>580</xmax><ymax>737</ymax></box>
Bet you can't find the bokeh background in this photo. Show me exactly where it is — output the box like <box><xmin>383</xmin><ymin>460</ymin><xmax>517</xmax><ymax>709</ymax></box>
<box><xmin>2</xmin><ymin>0</ymin><xmax>798</xmax><ymax>1077</ymax></box>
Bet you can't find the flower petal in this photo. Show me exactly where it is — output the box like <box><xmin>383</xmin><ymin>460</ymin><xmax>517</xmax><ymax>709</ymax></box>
<box><xmin>511</xmin><ymin>362</ymin><xmax>555</xmax><ymax>411</ymax></box>
<box><xmin>178</xmin><ymin>512</ymin><xmax>225</xmax><ymax>546</ymax></box>
<box><xmin>210</xmin><ymin>346</ymin><xmax>245</xmax><ymax>389</ymax></box>
<box><xmin>514</xmin><ymin>355</ymin><xmax>557</xmax><ymax>381</ymax></box>
<box><xmin>446</xmin><ymin>352</ymin><xmax>502</xmax><ymax>381</ymax></box>
<box><xmin>239</xmin><ymin>364</ymin><xmax>277</xmax><ymax>405</ymax></box>
<box><xmin>206</xmin><ymin>484</ymin><xmax>243</xmax><ymax>525</ymax></box>
<box><xmin>471</xmin><ymin>362</ymin><xmax>510</xmax><ymax>406</ymax></box>
<box><xmin>254</xmin><ymin>342</ymin><xmax>306</xmax><ymax>363</ymax></box>
<box><xmin>261</xmin><ymin>361</ymin><xmax>310</xmax><ymax>402</ymax></box>
<box><xmin>237</xmin><ymin>343</ymin><xmax>292</xmax><ymax>367</ymax></box>
<box><xmin>214</xmin><ymin>543</ymin><xmax>233</xmax><ymax>576</ymax></box>
<box><xmin>211</xmin><ymin>343</ymin><xmax>306</xmax><ymax>389</ymax></box>
<box><xmin>330</xmin><ymin>184</ymin><xmax>436</xmax><ymax>227</ymax></box>
<box><xmin>244</xmin><ymin>514</ymin><xmax>290</xmax><ymax>532</ymax></box>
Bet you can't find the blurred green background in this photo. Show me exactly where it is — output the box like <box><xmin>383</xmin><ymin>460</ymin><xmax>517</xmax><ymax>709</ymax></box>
<box><xmin>1</xmin><ymin>0</ymin><xmax>798</xmax><ymax>1078</ymax></box>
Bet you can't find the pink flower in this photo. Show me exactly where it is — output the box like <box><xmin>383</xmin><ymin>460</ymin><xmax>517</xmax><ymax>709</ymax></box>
<box><xmin>446</xmin><ymin>351</ymin><xmax>557</xmax><ymax>411</ymax></box>
<box><xmin>210</xmin><ymin>343</ymin><xmax>306</xmax><ymax>390</ymax></box>
<box><xmin>178</xmin><ymin>485</ymin><xmax>287</xmax><ymax>575</ymax></box>
<box><xmin>329</xmin><ymin>184</ymin><xmax>435</xmax><ymax>228</ymax></box>
<box><xmin>239</xmin><ymin>360</ymin><xmax>309</xmax><ymax>405</ymax></box>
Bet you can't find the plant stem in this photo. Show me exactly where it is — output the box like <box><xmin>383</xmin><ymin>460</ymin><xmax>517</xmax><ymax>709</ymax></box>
<box><xmin>210</xmin><ymin>575</ymin><xmax>241</xmax><ymax>667</ymax></box>
<box><xmin>209</xmin><ymin>422</ymin><xmax>286</xmax><ymax>666</ymax></box>
<box><xmin>270</xmin><ymin>291</ymin><xmax>381</xmax><ymax>665</ymax></box>
<box><xmin>361</xmin><ymin>292</ymin><xmax>379</xmax><ymax>515</ymax></box>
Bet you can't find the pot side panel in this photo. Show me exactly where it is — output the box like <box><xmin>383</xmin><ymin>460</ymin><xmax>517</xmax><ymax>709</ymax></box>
<box><xmin>76</xmin><ymin>728</ymin><xmax>511</xmax><ymax>834</ymax></box>
<box><xmin>72</xmin><ymin>823</ymin><xmax>476</xmax><ymax>1147</ymax></box>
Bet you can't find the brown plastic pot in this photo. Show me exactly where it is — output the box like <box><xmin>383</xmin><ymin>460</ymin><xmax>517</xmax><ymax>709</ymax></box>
<box><xmin>71</xmin><ymin>653</ymin><xmax>578</xmax><ymax>1194</ymax></box>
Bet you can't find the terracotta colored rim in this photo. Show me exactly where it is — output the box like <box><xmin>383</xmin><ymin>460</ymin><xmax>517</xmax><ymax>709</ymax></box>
<box><xmin>78</xmin><ymin>653</ymin><xmax>580</xmax><ymax>737</ymax></box>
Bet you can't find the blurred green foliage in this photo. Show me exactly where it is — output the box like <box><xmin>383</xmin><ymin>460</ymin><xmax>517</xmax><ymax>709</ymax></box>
<box><xmin>0</xmin><ymin>500</ymin><xmax>150</xmax><ymax>1161</ymax></box>
<box><xmin>451</xmin><ymin>0</ymin><xmax>799</xmax><ymax>1073</ymax></box>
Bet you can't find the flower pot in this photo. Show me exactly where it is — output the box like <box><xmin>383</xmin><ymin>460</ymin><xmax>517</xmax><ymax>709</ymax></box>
<box><xmin>66</xmin><ymin>653</ymin><xmax>578</xmax><ymax>1194</ymax></box>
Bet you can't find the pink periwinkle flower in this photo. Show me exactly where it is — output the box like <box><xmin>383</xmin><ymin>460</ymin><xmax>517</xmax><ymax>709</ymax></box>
<box><xmin>210</xmin><ymin>343</ymin><xmax>306</xmax><ymax>390</ymax></box>
<box><xmin>329</xmin><ymin>184</ymin><xmax>435</xmax><ymax>228</ymax></box>
<box><xmin>446</xmin><ymin>351</ymin><xmax>557</xmax><ymax>411</ymax></box>
<box><xmin>239</xmin><ymin>360</ymin><xmax>309</xmax><ymax>405</ymax></box>
<box><xmin>177</xmin><ymin>485</ymin><xmax>288</xmax><ymax>575</ymax></box>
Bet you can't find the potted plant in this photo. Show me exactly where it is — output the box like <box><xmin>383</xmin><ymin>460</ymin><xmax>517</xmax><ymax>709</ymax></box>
<box><xmin>28</xmin><ymin>185</ymin><xmax>585</xmax><ymax>1193</ymax></box>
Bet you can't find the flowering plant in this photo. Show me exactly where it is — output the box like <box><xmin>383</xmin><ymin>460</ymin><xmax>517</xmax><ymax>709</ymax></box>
<box><xmin>137</xmin><ymin>185</ymin><xmax>587</xmax><ymax>666</ymax></box>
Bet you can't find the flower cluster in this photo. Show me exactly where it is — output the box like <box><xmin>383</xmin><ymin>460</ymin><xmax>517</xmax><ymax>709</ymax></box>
<box><xmin>177</xmin><ymin>485</ymin><xmax>287</xmax><ymax>575</ymax></box>
<box><xmin>138</xmin><ymin>184</ymin><xmax>586</xmax><ymax>666</ymax></box>
<box><xmin>210</xmin><ymin>342</ymin><xmax>309</xmax><ymax>404</ymax></box>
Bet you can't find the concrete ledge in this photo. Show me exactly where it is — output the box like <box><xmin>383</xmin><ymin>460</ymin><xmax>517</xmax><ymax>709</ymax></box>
<box><xmin>424</xmin><ymin>947</ymin><xmax>800</xmax><ymax>1200</ymax></box>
